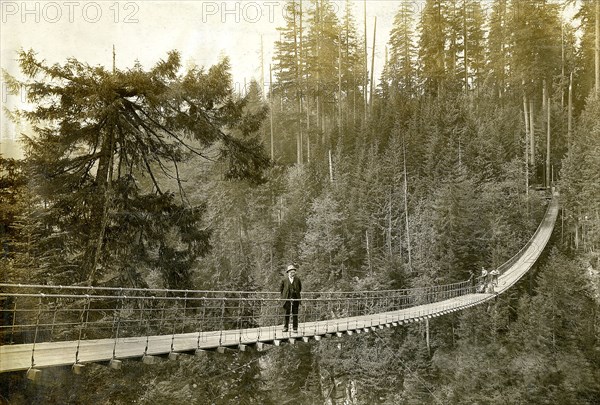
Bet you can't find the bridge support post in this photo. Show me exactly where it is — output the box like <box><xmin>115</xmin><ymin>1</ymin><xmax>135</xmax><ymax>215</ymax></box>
<box><xmin>109</xmin><ymin>359</ymin><xmax>122</xmax><ymax>370</ymax></box>
<box><xmin>72</xmin><ymin>363</ymin><xmax>85</xmax><ymax>375</ymax></box>
<box><xmin>26</xmin><ymin>368</ymin><xmax>42</xmax><ymax>382</ymax></box>
<box><xmin>255</xmin><ymin>342</ymin><xmax>273</xmax><ymax>352</ymax></box>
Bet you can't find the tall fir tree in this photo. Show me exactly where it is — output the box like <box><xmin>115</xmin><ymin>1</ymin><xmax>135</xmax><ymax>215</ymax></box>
<box><xmin>487</xmin><ymin>0</ymin><xmax>511</xmax><ymax>98</ymax></box>
<box><xmin>418</xmin><ymin>0</ymin><xmax>448</xmax><ymax>96</ymax></box>
<box><xmin>385</xmin><ymin>2</ymin><xmax>418</xmax><ymax>97</ymax></box>
<box><xmin>7</xmin><ymin>50</ymin><xmax>269</xmax><ymax>286</ymax></box>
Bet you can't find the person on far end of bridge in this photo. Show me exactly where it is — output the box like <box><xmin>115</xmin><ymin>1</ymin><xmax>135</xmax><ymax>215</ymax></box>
<box><xmin>468</xmin><ymin>269</ymin><xmax>476</xmax><ymax>292</ymax></box>
<box><xmin>280</xmin><ymin>264</ymin><xmax>302</xmax><ymax>333</ymax></box>
<box><xmin>489</xmin><ymin>268</ymin><xmax>500</xmax><ymax>292</ymax></box>
<box><xmin>477</xmin><ymin>267</ymin><xmax>489</xmax><ymax>293</ymax></box>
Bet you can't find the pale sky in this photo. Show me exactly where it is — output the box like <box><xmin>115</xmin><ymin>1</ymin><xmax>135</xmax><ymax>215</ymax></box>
<box><xmin>1</xmin><ymin>0</ymin><xmax>410</xmax><ymax>155</ymax></box>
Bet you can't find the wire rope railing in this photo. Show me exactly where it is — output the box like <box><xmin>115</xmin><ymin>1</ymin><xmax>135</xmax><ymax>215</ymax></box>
<box><xmin>0</xmin><ymin>280</ymin><xmax>474</xmax><ymax>347</ymax></box>
<box><xmin>0</xmin><ymin>193</ymin><xmax>559</xmax><ymax>374</ymax></box>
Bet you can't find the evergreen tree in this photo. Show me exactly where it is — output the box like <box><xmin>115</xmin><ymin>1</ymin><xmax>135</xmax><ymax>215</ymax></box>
<box><xmin>461</xmin><ymin>0</ymin><xmax>486</xmax><ymax>92</ymax></box>
<box><xmin>487</xmin><ymin>0</ymin><xmax>510</xmax><ymax>98</ymax></box>
<box><xmin>299</xmin><ymin>188</ymin><xmax>347</xmax><ymax>285</ymax></box>
<box><xmin>573</xmin><ymin>1</ymin><xmax>599</xmax><ymax>107</ymax></box>
<box><xmin>340</xmin><ymin>0</ymin><xmax>366</xmax><ymax>130</ymax></box>
<box><xmin>7</xmin><ymin>50</ymin><xmax>269</xmax><ymax>286</ymax></box>
<box><xmin>385</xmin><ymin>2</ymin><xmax>418</xmax><ymax>97</ymax></box>
<box><xmin>305</xmin><ymin>0</ymin><xmax>342</xmax><ymax>138</ymax></box>
<box><xmin>272</xmin><ymin>0</ymin><xmax>308</xmax><ymax>164</ymax></box>
<box><xmin>508</xmin><ymin>0</ymin><xmax>562</xmax><ymax>95</ymax></box>
<box><xmin>560</xmin><ymin>96</ymin><xmax>600</xmax><ymax>252</ymax></box>
<box><xmin>418</xmin><ymin>0</ymin><xmax>448</xmax><ymax>96</ymax></box>
<box><xmin>0</xmin><ymin>158</ymin><xmax>25</xmax><ymax>263</ymax></box>
<box><xmin>273</xmin><ymin>0</ymin><xmax>303</xmax><ymax>102</ymax></box>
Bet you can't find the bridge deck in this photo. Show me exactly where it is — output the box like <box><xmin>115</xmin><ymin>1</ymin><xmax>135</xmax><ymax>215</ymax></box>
<box><xmin>0</xmin><ymin>195</ymin><xmax>559</xmax><ymax>373</ymax></box>
<box><xmin>0</xmin><ymin>293</ymin><xmax>491</xmax><ymax>372</ymax></box>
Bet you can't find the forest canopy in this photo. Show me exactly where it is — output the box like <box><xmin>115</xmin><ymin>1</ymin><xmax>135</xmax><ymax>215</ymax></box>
<box><xmin>1</xmin><ymin>0</ymin><xmax>599</xmax><ymax>403</ymax></box>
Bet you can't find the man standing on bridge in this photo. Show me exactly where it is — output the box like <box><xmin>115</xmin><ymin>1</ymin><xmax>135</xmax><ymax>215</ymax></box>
<box><xmin>280</xmin><ymin>264</ymin><xmax>302</xmax><ymax>333</ymax></box>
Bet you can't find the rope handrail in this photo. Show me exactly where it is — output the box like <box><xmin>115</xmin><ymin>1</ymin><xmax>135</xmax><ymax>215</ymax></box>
<box><xmin>0</xmin><ymin>281</ymin><xmax>473</xmax><ymax>346</ymax></box>
<box><xmin>0</xmin><ymin>287</ymin><xmax>470</xmax><ymax>302</ymax></box>
<box><xmin>0</xmin><ymin>193</ymin><xmax>559</xmax><ymax>372</ymax></box>
<box><xmin>0</xmin><ymin>280</ymin><xmax>470</xmax><ymax>297</ymax></box>
<box><xmin>494</xmin><ymin>193</ymin><xmax>558</xmax><ymax>276</ymax></box>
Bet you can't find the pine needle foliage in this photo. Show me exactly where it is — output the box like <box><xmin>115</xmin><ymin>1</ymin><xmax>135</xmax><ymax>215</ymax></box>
<box><xmin>6</xmin><ymin>49</ymin><xmax>270</xmax><ymax>286</ymax></box>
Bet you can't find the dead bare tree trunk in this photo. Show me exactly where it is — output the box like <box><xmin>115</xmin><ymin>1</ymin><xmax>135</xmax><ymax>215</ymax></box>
<box><xmin>402</xmin><ymin>137</ymin><xmax>412</xmax><ymax>272</ymax></box>
<box><xmin>595</xmin><ymin>0</ymin><xmax>600</xmax><ymax>97</ymax></box>
<box><xmin>523</xmin><ymin>90</ymin><xmax>529</xmax><ymax>195</ymax></box>
<box><xmin>568</xmin><ymin>72</ymin><xmax>573</xmax><ymax>147</ymax></box>
<box><xmin>529</xmin><ymin>99</ymin><xmax>535</xmax><ymax>168</ymax></box>
<box><xmin>369</xmin><ymin>16</ymin><xmax>376</xmax><ymax>115</ymax></box>
<box><xmin>363</xmin><ymin>0</ymin><xmax>368</xmax><ymax>122</ymax></box>
<box><xmin>269</xmin><ymin>64</ymin><xmax>274</xmax><ymax>160</ymax></box>
<box><xmin>546</xmin><ymin>96</ymin><xmax>551</xmax><ymax>188</ymax></box>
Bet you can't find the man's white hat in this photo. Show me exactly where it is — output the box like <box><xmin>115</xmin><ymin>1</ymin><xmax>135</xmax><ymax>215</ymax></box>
<box><xmin>286</xmin><ymin>264</ymin><xmax>297</xmax><ymax>273</ymax></box>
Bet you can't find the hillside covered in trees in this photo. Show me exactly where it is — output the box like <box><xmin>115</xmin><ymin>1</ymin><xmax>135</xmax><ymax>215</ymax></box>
<box><xmin>1</xmin><ymin>0</ymin><xmax>599</xmax><ymax>403</ymax></box>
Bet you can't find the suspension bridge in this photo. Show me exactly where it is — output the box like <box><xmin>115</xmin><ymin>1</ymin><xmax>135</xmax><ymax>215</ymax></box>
<box><xmin>0</xmin><ymin>193</ymin><xmax>559</xmax><ymax>379</ymax></box>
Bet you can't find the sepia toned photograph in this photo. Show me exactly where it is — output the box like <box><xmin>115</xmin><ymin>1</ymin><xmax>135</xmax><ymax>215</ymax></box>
<box><xmin>1</xmin><ymin>1</ymin><xmax>599</xmax><ymax>403</ymax></box>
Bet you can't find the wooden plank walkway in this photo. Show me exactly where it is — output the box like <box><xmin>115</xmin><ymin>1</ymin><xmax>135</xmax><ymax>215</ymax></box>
<box><xmin>0</xmin><ymin>194</ymin><xmax>559</xmax><ymax>374</ymax></box>
<box><xmin>0</xmin><ymin>293</ymin><xmax>492</xmax><ymax>373</ymax></box>
<box><xmin>495</xmin><ymin>195</ymin><xmax>559</xmax><ymax>294</ymax></box>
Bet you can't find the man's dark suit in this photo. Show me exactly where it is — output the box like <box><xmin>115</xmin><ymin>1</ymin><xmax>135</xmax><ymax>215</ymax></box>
<box><xmin>280</xmin><ymin>276</ymin><xmax>302</xmax><ymax>331</ymax></box>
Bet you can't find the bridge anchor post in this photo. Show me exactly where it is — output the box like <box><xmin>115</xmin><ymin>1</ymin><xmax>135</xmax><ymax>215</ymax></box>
<box><xmin>26</xmin><ymin>368</ymin><xmax>42</xmax><ymax>382</ymax></box>
<box><xmin>72</xmin><ymin>364</ymin><xmax>85</xmax><ymax>375</ymax></box>
<box><xmin>109</xmin><ymin>359</ymin><xmax>122</xmax><ymax>370</ymax></box>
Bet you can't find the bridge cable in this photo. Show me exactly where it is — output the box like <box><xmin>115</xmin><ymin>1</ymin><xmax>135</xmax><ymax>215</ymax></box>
<box><xmin>75</xmin><ymin>294</ymin><xmax>91</xmax><ymax>364</ymax></box>
<box><xmin>112</xmin><ymin>294</ymin><xmax>125</xmax><ymax>360</ymax></box>
<box><xmin>30</xmin><ymin>295</ymin><xmax>44</xmax><ymax>369</ymax></box>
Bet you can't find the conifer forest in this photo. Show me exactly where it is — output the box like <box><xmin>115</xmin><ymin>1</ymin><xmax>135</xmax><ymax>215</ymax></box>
<box><xmin>1</xmin><ymin>0</ymin><xmax>600</xmax><ymax>403</ymax></box>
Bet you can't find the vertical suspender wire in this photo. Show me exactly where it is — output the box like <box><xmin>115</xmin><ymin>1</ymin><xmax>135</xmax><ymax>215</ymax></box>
<box><xmin>111</xmin><ymin>288</ymin><xmax>122</xmax><ymax>335</ymax></box>
<box><xmin>378</xmin><ymin>293</ymin><xmax>382</xmax><ymax>325</ymax></box>
<box><xmin>325</xmin><ymin>293</ymin><xmax>331</xmax><ymax>334</ymax></box>
<box><xmin>170</xmin><ymin>296</ymin><xmax>179</xmax><ymax>354</ymax></box>
<box><xmin>236</xmin><ymin>293</ymin><xmax>242</xmax><ymax>343</ymax></box>
<box><xmin>30</xmin><ymin>294</ymin><xmax>44</xmax><ymax>369</ymax></box>
<box><xmin>166</xmin><ymin>291</ymin><xmax>178</xmax><ymax>353</ymax></box>
<box><xmin>385</xmin><ymin>292</ymin><xmax>389</xmax><ymax>324</ymax></box>
<box><xmin>238</xmin><ymin>293</ymin><xmax>246</xmax><ymax>344</ymax></box>
<box><xmin>369</xmin><ymin>293</ymin><xmax>377</xmax><ymax>327</ymax></box>
<box><xmin>199</xmin><ymin>296</ymin><xmax>207</xmax><ymax>348</ymax></box>
<box><xmin>354</xmin><ymin>293</ymin><xmax>359</xmax><ymax>327</ymax></box>
<box><xmin>112</xmin><ymin>294</ymin><xmax>125</xmax><ymax>361</ymax></box>
<box><xmin>75</xmin><ymin>295</ymin><xmax>91</xmax><ymax>365</ymax></box>
<box><xmin>157</xmin><ymin>298</ymin><xmax>166</xmax><ymax>335</ymax></box>
<box><xmin>138</xmin><ymin>295</ymin><xmax>145</xmax><ymax>328</ymax></box>
<box><xmin>49</xmin><ymin>294</ymin><xmax>60</xmax><ymax>342</ymax></box>
<box><xmin>256</xmin><ymin>295</ymin><xmax>262</xmax><ymax>341</ymax></box>
<box><xmin>325</xmin><ymin>294</ymin><xmax>329</xmax><ymax>333</ymax></box>
<box><xmin>10</xmin><ymin>300</ymin><xmax>17</xmax><ymax>344</ymax></box>
<box><xmin>334</xmin><ymin>294</ymin><xmax>339</xmax><ymax>334</ymax></box>
<box><xmin>316</xmin><ymin>295</ymin><xmax>320</xmax><ymax>334</ymax></box>
<box><xmin>218</xmin><ymin>297</ymin><xmax>226</xmax><ymax>346</ymax></box>
<box><xmin>180</xmin><ymin>291</ymin><xmax>188</xmax><ymax>334</ymax></box>
<box><xmin>143</xmin><ymin>297</ymin><xmax>151</xmax><ymax>357</ymax></box>
<box><xmin>301</xmin><ymin>294</ymin><xmax>307</xmax><ymax>335</ymax></box>
<box><xmin>196</xmin><ymin>297</ymin><xmax>205</xmax><ymax>351</ymax></box>
<box><xmin>346</xmin><ymin>294</ymin><xmax>350</xmax><ymax>331</ymax></box>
